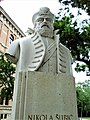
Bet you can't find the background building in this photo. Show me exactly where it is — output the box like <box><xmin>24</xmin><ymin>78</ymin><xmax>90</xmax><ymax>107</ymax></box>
<box><xmin>0</xmin><ymin>7</ymin><xmax>26</xmax><ymax>119</ymax></box>
<box><xmin>0</xmin><ymin>6</ymin><xmax>26</xmax><ymax>53</ymax></box>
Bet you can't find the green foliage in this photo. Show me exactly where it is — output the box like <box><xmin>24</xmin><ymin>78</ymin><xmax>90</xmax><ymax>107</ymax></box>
<box><xmin>76</xmin><ymin>80</ymin><xmax>90</xmax><ymax>117</ymax></box>
<box><xmin>0</xmin><ymin>54</ymin><xmax>15</xmax><ymax>103</ymax></box>
<box><xmin>59</xmin><ymin>0</ymin><xmax>90</xmax><ymax>15</ymax></box>
<box><xmin>80</xmin><ymin>118</ymin><xmax>90</xmax><ymax>120</ymax></box>
<box><xmin>53</xmin><ymin>5</ymin><xmax>90</xmax><ymax>75</ymax></box>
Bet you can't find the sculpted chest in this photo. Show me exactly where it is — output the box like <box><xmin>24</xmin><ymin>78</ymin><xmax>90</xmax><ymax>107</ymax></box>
<box><xmin>38</xmin><ymin>37</ymin><xmax>57</xmax><ymax>73</ymax></box>
<box><xmin>6</xmin><ymin>32</ymin><xmax>72</xmax><ymax>74</ymax></box>
<box><xmin>19</xmin><ymin>32</ymin><xmax>70</xmax><ymax>74</ymax></box>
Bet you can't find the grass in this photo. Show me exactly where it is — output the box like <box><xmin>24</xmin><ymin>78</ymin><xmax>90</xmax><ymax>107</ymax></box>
<box><xmin>79</xmin><ymin>118</ymin><xmax>90</xmax><ymax>120</ymax></box>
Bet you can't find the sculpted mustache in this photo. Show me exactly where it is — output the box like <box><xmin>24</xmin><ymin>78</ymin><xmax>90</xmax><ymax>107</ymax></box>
<box><xmin>41</xmin><ymin>24</ymin><xmax>50</xmax><ymax>28</ymax></box>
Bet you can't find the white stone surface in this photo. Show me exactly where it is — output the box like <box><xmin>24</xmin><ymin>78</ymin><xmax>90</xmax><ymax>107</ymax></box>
<box><xmin>5</xmin><ymin>7</ymin><xmax>78</xmax><ymax>120</ymax></box>
<box><xmin>5</xmin><ymin>7</ymin><xmax>73</xmax><ymax>75</ymax></box>
<box><xmin>12</xmin><ymin>71</ymin><xmax>78</xmax><ymax>120</ymax></box>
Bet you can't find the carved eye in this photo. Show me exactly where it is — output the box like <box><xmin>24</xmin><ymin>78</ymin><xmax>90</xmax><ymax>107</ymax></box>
<box><xmin>46</xmin><ymin>18</ymin><xmax>52</xmax><ymax>22</ymax></box>
<box><xmin>36</xmin><ymin>18</ymin><xmax>44</xmax><ymax>22</ymax></box>
<box><xmin>36</xmin><ymin>17</ymin><xmax>52</xmax><ymax>23</ymax></box>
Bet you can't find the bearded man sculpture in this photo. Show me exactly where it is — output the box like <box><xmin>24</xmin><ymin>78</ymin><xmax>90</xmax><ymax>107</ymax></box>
<box><xmin>5</xmin><ymin>7</ymin><xmax>73</xmax><ymax>75</ymax></box>
<box><xmin>5</xmin><ymin>7</ymin><xmax>78</xmax><ymax>120</ymax></box>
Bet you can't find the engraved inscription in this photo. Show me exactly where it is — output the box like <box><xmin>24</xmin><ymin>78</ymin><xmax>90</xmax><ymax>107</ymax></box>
<box><xmin>28</xmin><ymin>114</ymin><xmax>73</xmax><ymax>120</ymax></box>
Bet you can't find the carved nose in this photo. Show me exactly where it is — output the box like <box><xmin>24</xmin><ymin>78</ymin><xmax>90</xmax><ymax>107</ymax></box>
<box><xmin>43</xmin><ymin>18</ymin><xmax>47</xmax><ymax>23</ymax></box>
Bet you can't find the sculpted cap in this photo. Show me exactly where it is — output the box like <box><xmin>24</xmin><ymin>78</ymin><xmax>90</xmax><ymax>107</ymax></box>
<box><xmin>32</xmin><ymin>7</ymin><xmax>55</xmax><ymax>23</ymax></box>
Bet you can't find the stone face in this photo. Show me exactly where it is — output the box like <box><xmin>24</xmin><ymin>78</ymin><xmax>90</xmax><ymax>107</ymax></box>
<box><xmin>12</xmin><ymin>71</ymin><xmax>78</xmax><ymax>120</ymax></box>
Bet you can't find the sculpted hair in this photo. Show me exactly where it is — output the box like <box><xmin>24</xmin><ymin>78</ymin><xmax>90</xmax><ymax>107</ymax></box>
<box><xmin>32</xmin><ymin>7</ymin><xmax>55</xmax><ymax>24</ymax></box>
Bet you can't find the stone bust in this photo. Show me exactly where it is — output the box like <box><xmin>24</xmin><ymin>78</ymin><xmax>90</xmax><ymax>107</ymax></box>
<box><xmin>5</xmin><ymin>7</ymin><xmax>73</xmax><ymax>75</ymax></box>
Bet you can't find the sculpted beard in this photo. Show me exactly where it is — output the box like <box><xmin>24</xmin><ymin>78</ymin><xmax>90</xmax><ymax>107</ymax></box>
<box><xmin>34</xmin><ymin>23</ymin><xmax>54</xmax><ymax>38</ymax></box>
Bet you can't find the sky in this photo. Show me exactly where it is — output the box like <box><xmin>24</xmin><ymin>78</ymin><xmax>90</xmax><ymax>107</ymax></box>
<box><xmin>1</xmin><ymin>0</ymin><xmax>60</xmax><ymax>32</ymax></box>
<box><xmin>1</xmin><ymin>0</ymin><xmax>90</xmax><ymax>83</ymax></box>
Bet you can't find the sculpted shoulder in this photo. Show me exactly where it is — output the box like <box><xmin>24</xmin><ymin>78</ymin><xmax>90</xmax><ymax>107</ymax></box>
<box><xmin>5</xmin><ymin>35</ymin><xmax>32</xmax><ymax>64</ymax></box>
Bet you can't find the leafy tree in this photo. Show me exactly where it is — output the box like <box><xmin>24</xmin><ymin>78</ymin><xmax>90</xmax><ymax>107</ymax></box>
<box><xmin>27</xmin><ymin>4</ymin><xmax>90</xmax><ymax>75</ymax></box>
<box><xmin>59</xmin><ymin>0</ymin><xmax>90</xmax><ymax>15</ymax></box>
<box><xmin>76</xmin><ymin>80</ymin><xmax>90</xmax><ymax>117</ymax></box>
<box><xmin>53</xmin><ymin>2</ymin><xmax>90</xmax><ymax>75</ymax></box>
<box><xmin>0</xmin><ymin>54</ymin><xmax>15</xmax><ymax>104</ymax></box>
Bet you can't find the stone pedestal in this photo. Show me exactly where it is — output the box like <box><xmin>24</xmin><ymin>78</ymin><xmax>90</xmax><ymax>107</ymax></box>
<box><xmin>12</xmin><ymin>71</ymin><xmax>78</xmax><ymax>120</ymax></box>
